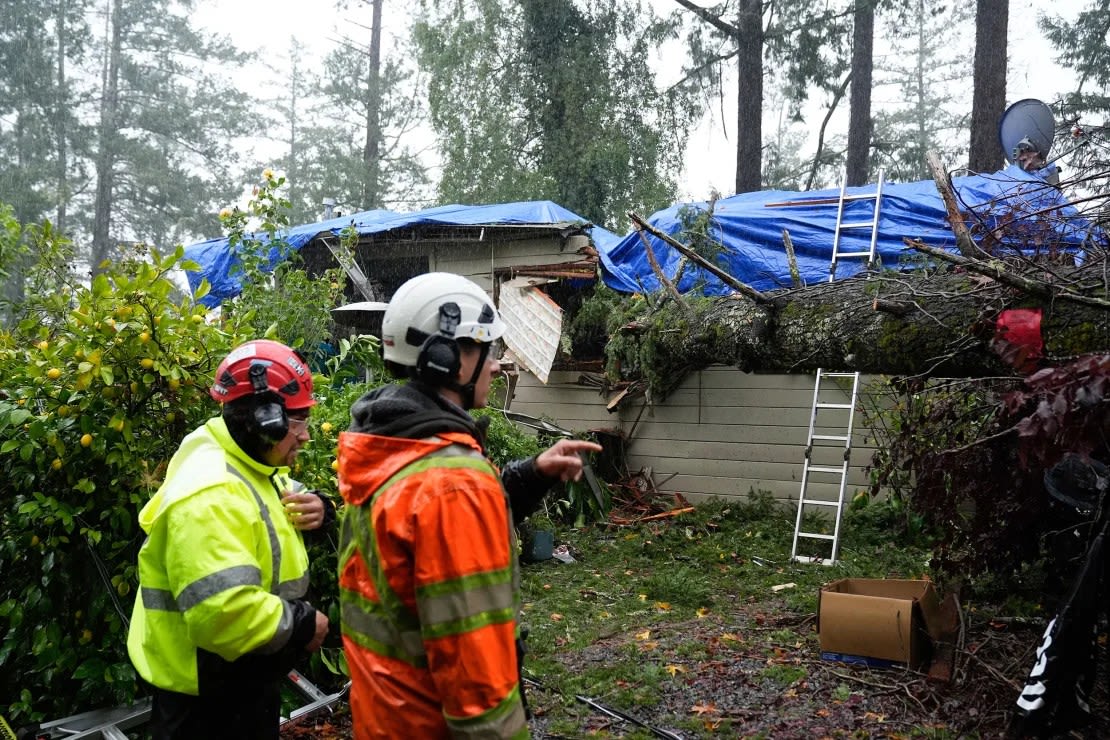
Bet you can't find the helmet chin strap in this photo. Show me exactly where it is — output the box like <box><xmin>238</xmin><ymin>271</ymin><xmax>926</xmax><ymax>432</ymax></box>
<box><xmin>449</xmin><ymin>341</ymin><xmax>491</xmax><ymax>410</ymax></box>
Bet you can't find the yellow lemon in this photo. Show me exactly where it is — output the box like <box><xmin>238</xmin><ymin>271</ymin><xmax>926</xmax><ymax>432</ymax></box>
<box><xmin>46</xmin><ymin>367</ymin><xmax>61</xmax><ymax>380</ymax></box>
<box><xmin>331</xmin><ymin>459</ymin><xmax>339</xmax><ymax>471</ymax></box>
<box><xmin>191</xmin><ymin>314</ymin><xmax>204</xmax><ymax>324</ymax></box>
<box><xmin>130</xmin><ymin>381</ymin><xmax>139</xmax><ymax>394</ymax></box>
<box><xmin>37</xmin><ymin>340</ymin><xmax>49</xmax><ymax>351</ymax></box>
<box><xmin>167</xmin><ymin>378</ymin><xmax>180</xmax><ymax>391</ymax></box>
<box><xmin>80</xmin><ymin>433</ymin><xmax>93</xmax><ymax>447</ymax></box>
<box><xmin>321</xmin><ymin>422</ymin><xmax>333</xmax><ymax>433</ymax></box>
<box><xmin>57</xmin><ymin>405</ymin><xmax>70</xmax><ymax>417</ymax></box>
<box><xmin>111</xmin><ymin>419</ymin><xmax>124</xmax><ymax>432</ymax></box>
<box><xmin>140</xmin><ymin>358</ymin><xmax>154</xmax><ymax>370</ymax></box>
<box><xmin>139</xmin><ymin>331</ymin><xmax>151</xmax><ymax>343</ymax></box>
<box><xmin>51</xmin><ymin>458</ymin><xmax>62</xmax><ymax>470</ymax></box>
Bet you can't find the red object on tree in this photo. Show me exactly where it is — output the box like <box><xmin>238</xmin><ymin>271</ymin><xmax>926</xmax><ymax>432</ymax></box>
<box><xmin>994</xmin><ymin>308</ymin><xmax>1044</xmax><ymax>371</ymax></box>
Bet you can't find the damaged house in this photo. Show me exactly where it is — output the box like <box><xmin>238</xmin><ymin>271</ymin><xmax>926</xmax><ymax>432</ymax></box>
<box><xmin>183</xmin><ymin>158</ymin><xmax>1099</xmax><ymax>538</ymax></box>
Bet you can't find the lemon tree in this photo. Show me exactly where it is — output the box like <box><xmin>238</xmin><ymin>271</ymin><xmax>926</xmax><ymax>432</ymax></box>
<box><xmin>0</xmin><ymin>224</ymin><xmax>234</xmax><ymax>721</ymax></box>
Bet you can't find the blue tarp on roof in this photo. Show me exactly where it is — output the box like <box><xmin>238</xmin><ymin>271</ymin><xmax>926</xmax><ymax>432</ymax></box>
<box><xmin>599</xmin><ymin>165</ymin><xmax>1096</xmax><ymax>296</ymax></box>
<box><xmin>185</xmin><ymin>200</ymin><xmax>611</xmax><ymax>307</ymax></box>
<box><xmin>186</xmin><ymin>168</ymin><xmax>1095</xmax><ymax>308</ymax></box>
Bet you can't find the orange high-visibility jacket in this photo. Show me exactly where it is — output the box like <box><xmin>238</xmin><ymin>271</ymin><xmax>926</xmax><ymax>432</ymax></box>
<box><xmin>338</xmin><ymin>428</ymin><xmax>528</xmax><ymax>739</ymax></box>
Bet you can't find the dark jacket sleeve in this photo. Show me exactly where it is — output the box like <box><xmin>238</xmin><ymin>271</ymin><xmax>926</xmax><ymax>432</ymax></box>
<box><xmin>301</xmin><ymin>490</ymin><xmax>337</xmax><ymax>545</ymax></box>
<box><xmin>286</xmin><ymin>599</ymin><xmax>319</xmax><ymax>651</ymax></box>
<box><xmin>501</xmin><ymin>456</ymin><xmax>555</xmax><ymax>525</ymax></box>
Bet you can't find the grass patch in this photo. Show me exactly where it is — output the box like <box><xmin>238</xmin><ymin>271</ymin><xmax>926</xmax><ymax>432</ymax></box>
<box><xmin>519</xmin><ymin>494</ymin><xmax>941</xmax><ymax>737</ymax></box>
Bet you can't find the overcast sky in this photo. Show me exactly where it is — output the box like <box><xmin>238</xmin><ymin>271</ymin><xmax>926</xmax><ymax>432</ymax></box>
<box><xmin>195</xmin><ymin>0</ymin><xmax>1084</xmax><ymax>203</ymax></box>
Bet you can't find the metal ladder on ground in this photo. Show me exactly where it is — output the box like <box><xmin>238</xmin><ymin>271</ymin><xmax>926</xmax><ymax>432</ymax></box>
<box><xmin>790</xmin><ymin>169</ymin><xmax>884</xmax><ymax>565</ymax></box>
<box><xmin>16</xmin><ymin>670</ymin><xmax>348</xmax><ymax>739</ymax></box>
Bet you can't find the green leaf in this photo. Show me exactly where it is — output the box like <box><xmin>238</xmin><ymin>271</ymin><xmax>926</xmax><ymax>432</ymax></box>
<box><xmin>0</xmin><ymin>440</ymin><xmax>19</xmax><ymax>454</ymax></box>
<box><xmin>72</xmin><ymin>656</ymin><xmax>107</xmax><ymax>680</ymax></box>
<box><xmin>100</xmin><ymin>365</ymin><xmax>115</xmax><ymax>385</ymax></box>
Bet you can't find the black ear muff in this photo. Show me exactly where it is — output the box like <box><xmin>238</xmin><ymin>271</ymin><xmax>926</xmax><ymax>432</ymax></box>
<box><xmin>416</xmin><ymin>334</ymin><xmax>460</xmax><ymax>385</ymax></box>
<box><xmin>248</xmin><ymin>360</ymin><xmax>288</xmax><ymax>442</ymax></box>
<box><xmin>253</xmin><ymin>401</ymin><xmax>289</xmax><ymax>442</ymax></box>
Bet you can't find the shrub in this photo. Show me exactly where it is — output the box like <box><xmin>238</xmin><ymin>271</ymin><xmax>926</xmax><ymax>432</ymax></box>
<box><xmin>0</xmin><ymin>232</ymin><xmax>234</xmax><ymax>721</ymax></box>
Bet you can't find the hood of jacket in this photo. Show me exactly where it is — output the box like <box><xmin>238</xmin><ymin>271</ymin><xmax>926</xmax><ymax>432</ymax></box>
<box><xmin>339</xmin><ymin>382</ymin><xmax>490</xmax><ymax>507</ymax></box>
<box><xmin>138</xmin><ymin>416</ymin><xmax>290</xmax><ymax>533</ymax></box>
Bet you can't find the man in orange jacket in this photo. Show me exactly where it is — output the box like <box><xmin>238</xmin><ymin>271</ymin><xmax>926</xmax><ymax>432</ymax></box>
<box><xmin>337</xmin><ymin>273</ymin><xmax>600</xmax><ymax>738</ymax></box>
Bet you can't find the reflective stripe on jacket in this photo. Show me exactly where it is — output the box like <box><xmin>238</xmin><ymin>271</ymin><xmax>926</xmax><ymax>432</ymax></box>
<box><xmin>127</xmin><ymin>417</ymin><xmax>311</xmax><ymax>695</ymax></box>
<box><xmin>338</xmin><ymin>430</ymin><xmax>528</xmax><ymax>739</ymax></box>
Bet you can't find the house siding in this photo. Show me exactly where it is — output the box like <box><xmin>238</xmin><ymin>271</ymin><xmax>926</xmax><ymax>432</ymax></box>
<box><xmin>511</xmin><ymin>366</ymin><xmax>881</xmax><ymax>507</ymax></box>
<box><xmin>431</xmin><ymin>234</ymin><xmax>585</xmax><ymax>291</ymax></box>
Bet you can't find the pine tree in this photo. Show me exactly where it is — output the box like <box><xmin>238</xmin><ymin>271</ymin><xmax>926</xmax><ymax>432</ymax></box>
<box><xmin>968</xmin><ymin>0</ymin><xmax>1008</xmax><ymax>173</ymax></box>
<box><xmin>871</xmin><ymin>0</ymin><xmax>972</xmax><ymax>182</ymax></box>
<box><xmin>414</xmin><ymin>0</ymin><xmax>693</xmax><ymax>229</ymax></box>
<box><xmin>1044</xmin><ymin>1</ymin><xmax>1110</xmax><ymax>182</ymax></box>
<box><xmin>672</xmin><ymin>0</ymin><xmax>851</xmax><ymax>194</ymax></box>
<box><xmin>88</xmin><ymin>0</ymin><xmax>253</xmax><ymax>269</ymax></box>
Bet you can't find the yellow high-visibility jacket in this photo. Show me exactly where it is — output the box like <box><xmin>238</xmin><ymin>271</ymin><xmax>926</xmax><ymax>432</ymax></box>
<box><xmin>127</xmin><ymin>417</ymin><xmax>315</xmax><ymax>696</ymax></box>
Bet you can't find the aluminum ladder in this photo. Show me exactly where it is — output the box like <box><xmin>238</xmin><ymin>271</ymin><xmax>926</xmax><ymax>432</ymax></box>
<box><xmin>790</xmin><ymin>170</ymin><xmax>884</xmax><ymax>565</ymax></box>
<box><xmin>18</xmin><ymin>670</ymin><xmax>346</xmax><ymax>739</ymax></box>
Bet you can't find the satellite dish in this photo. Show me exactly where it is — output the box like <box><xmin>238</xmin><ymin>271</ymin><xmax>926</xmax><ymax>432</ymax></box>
<box><xmin>331</xmin><ymin>301</ymin><xmax>388</xmax><ymax>334</ymax></box>
<box><xmin>999</xmin><ymin>99</ymin><xmax>1055</xmax><ymax>164</ymax></box>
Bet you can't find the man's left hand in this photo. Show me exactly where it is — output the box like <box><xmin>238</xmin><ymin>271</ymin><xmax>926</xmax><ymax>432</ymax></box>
<box><xmin>534</xmin><ymin>439</ymin><xmax>604</xmax><ymax>482</ymax></box>
<box><xmin>282</xmin><ymin>491</ymin><xmax>326</xmax><ymax>531</ymax></box>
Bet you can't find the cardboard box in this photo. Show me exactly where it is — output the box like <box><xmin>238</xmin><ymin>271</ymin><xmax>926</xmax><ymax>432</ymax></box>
<box><xmin>818</xmin><ymin>578</ymin><xmax>943</xmax><ymax>669</ymax></box>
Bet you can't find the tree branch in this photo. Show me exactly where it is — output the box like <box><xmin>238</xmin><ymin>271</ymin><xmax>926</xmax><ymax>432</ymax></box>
<box><xmin>926</xmin><ymin>151</ymin><xmax>980</xmax><ymax>257</ymax></box>
<box><xmin>673</xmin><ymin>0</ymin><xmax>739</xmax><ymax>37</ymax></box>
<box><xmin>628</xmin><ymin>212</ymin><xmax>772</xmax><ymax>304</ymax></box>
<box><xmin>904</xmin><ymin>238</ymin><xmax>1110</xmax><ymax>309</ymax></box>
<box><xmin>805</xmin><ymin>72</ymin><xmax>852</xmax><ymax>191</ymax></box>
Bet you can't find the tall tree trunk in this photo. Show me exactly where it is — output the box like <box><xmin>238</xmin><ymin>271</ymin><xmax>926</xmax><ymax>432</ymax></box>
<box><xmin>968</xmin><ymin>0</ymin><xmax>1008</xmax><ymax>173</ymax></box>
<box><xmin>846</xmin><ymin>0</ymin><xmax>874</xmax><ymax>186</ymax></box>
<box><xmin>288</xmin><ymin>48</ymin><xmax>299</xmax><ymax>217</ymax></box>
<box><xmin>913</xmin><ymin>0</ymin><xmax>927</xmax><ymax>181</ymax></box>
<box><xmin>91</xmin><ymin>0</ymin><xmax>122</xmax><ymax>272</ymax></box>
<box><xmin>734</xmin><ymin>0</ymin><xmax>763</xmax><ymax>194</ymax></box>
<box><xmin>54</xmin><ymin>0</ymin><xmax>68</xmax><ymax>232</ymax></box>
<box><xmin>361</xmin><ymin>0</ymin><xmax>383</xmax><ymax>210</ymax></box>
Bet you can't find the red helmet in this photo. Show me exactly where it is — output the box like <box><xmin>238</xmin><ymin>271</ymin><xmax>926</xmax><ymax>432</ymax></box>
<box><xmin>209</xmin><ymin>340</ymin><xmax>315</xmax><ymax>410</ymax></box>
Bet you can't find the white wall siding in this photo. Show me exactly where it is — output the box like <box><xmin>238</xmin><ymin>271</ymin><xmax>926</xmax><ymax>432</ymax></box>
<box><xmin>511</xmin><ymin>367</ymin><xmax>883</xmax><ymax>507</ymax></box>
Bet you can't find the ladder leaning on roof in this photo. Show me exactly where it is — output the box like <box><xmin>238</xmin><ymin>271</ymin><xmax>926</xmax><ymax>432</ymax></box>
<box><xmin>790</xmin><ymin>169</ymin><xmax>885</xmax><ymax>565</ymax></box>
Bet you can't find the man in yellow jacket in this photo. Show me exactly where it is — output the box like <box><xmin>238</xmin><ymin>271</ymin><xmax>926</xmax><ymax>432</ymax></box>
<box><xmin>128</xmin><ymin>339</ymin><xmax>330</xmax><ymax>738</ymax></box>
<box><xmin>338</xmin><ymin>273</ymin><xmax>600</xmax><ymax>738</ymax></box>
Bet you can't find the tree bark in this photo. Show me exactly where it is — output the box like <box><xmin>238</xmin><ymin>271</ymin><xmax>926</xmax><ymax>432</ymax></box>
<box><xmin>54</xmin><ymin>0</ymin><xmax>68</xmax><ymax>233</ymax></box>
<box><xmin>845</xmin><ymin>0</ymin><xmax>874</xmax><ymax>186</ymax></box>
<box><xmin>617</xmin><ymin>271</ymin><xmax>1110</xmax><ymax>399</ymax></box>
<box><xmin>968</xmin><ymin>0</ymin><xmax>1008</xmax><ymax>173</ymax></box>
<box><xmin>735</xmin><ymin>0</ymin><xmax>763</xmax><ymax>194</ymax></box>
<box><xmin>361</xmin><ymin>0</ymin><xmax>383</xmax><ymax>210</ymax></box>
<box><xmin>91</xmin><ymin>0</ymin><xmax>122</xmax><ymax>273</ymax></box>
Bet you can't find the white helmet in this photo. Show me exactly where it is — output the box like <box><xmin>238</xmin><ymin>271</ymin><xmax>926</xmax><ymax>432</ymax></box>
<box><xmin>381</xmin><ymin>272</ymin><xmax>507</xmax><ymax>370</ymax></box>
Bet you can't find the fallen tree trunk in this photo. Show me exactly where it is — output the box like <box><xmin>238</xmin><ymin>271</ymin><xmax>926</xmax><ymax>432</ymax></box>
<box><xmin>613</xmin><ymin>269</ymin><xmax>1110</xmax><ymax>398</ymax></box>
